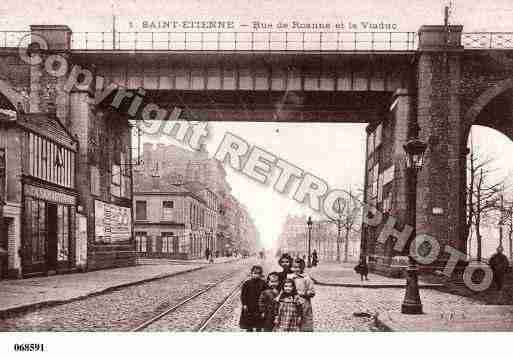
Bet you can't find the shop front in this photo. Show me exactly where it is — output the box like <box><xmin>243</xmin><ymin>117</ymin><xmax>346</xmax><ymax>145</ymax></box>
<box><xmin>21</xmin><ymin>184</ymin><xmax>77</xmax><ymax>276</ymax></box>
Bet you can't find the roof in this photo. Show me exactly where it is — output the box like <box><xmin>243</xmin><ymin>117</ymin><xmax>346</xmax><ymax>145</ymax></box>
<box><xmin>133</xmin><ymin>172</ymin><xmax>207</xmax><ymax>205</ymax></box>
<box><xmin>0</xmin><ymin>110</ymin><xmax>77</xmax><ymax>151</ymax></box>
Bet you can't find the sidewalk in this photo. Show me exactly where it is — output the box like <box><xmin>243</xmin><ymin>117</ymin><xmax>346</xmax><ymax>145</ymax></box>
<box><xmin>376</xmin><ymin>305</ymin><xmax>513</xmax><ymax>331</ymax></box>
<box><xmin>0</xmin><ymin>262</ymin><xmax>205</xmax><ymax>317</ymax></box>
<box><xmin>308</xmin><ymin>262</ymin><xmax>443</xmax><ymax>289</ymax></box>
<box><xmin>136</xmin><ymin>256</ymin><xmax>239</xmax><ymax>266</ymax></box>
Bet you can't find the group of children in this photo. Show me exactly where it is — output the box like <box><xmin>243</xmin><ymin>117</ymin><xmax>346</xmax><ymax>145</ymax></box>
<box><xmin>239</xmin><ymin>254</ymin><xmax>315</xmax><ymax>332</ymax></box>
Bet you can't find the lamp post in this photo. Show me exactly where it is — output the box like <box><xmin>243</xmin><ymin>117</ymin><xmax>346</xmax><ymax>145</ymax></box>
<box><xmin>307</xmin><ymin>216</ymin><xmax>313</xmax><ymax>268</ymax></box>
<box><xmin>401</xmin><ymin>137</ymin><xmax>428</xmax><ymax>315</ymax></box>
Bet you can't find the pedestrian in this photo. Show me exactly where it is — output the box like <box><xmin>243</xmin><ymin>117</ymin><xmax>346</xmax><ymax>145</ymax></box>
<box><xmin>288</xmin><ymin>258</ymin><xmax>315</xmax><ymax>331</ymax></box>
<box><xmin>205</xmin><ymin>247</ymin><xmax>210</xmax><ymax>262</ymax></box>
<box><xmin>277</xmin><ymin>253</ymin><xmax>293</xmax><ymax>290</ymax></box>
<box><xmin>274</xmin><ymin>278</ymin><xmax>304</xmax><ymax>332</ymax></box>
<box><xmin>354</xmin><ymin>259</ymin><xmax>369</xmax><ymax>281</ymax></box>
<box><xmin>489</xmin><ymin>246</ymin><xmax>510</xmax><ymax>291</ymax></box>
<box><xmin>239</xmin><ymin>265</ymin><xmax>266</xmax><ymax>332</ymax></box>
<box><xmin>258</xmin><ymin>272</ymin><xmax>281</xmax><ymax>332</ymax></box>
<box><xmin>312</xmin><ymin>250</ymin><xmax>318</xmax><ymax>267</ymax></box>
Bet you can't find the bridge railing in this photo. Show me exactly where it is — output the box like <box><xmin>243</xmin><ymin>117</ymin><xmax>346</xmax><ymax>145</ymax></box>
<box><xmin>0</xmin><ymin>31</ymin><xmax>30</xmax><ymax>48</ymax></box>
<box><xmin>2</xmin><ymin>30</ymin><xmax>513</xmax><ymax>51</ymax></box>
<box><xmin>462</xmin><ymin>32</ymin><xmax>513</xmax><ymax>49</ymax></box>
<box><xmin>69</xmin><ymin>31</ymin><xmax>418</xmax><ymax>51</ymax></box>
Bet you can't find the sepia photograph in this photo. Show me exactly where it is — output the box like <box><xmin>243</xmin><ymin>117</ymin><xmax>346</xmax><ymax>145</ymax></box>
<box><xmin>1</xmin><ymin>0</ymin><xmax>513</xmax><ymax>357</ymax></box>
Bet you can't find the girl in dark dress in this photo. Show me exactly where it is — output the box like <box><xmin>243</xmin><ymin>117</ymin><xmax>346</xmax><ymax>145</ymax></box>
<box><xmin>277</xmin><ymin>253</ymin><xmax>293</xmax><ymax>290</ymax></box>
<box><xmin>239</xmin><ymin>265</ymin><xmax>266</xmax><ymax>332</ymax></box>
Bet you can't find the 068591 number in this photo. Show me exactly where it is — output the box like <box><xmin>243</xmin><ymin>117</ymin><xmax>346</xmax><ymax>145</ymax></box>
<box><xmin>13</xmin><ymin>344</ymin><xmax>45</xmax><ymax>352</ymax></box>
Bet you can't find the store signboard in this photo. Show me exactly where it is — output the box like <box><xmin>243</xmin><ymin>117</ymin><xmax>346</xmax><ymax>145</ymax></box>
<box><xmin>94</xmin><ymin>200</ymin><xmax>132</xmax><ymax>243</ymax></box>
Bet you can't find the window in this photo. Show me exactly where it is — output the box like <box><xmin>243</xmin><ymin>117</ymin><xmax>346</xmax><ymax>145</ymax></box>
<box><xmin>91</xmin><ymin>166</ymin><xmax>100</xmax><ymax>196</ymax></box>
<box><xmin>136</xmin><ymin>201</ymin><xmax>147</xmax><ymax>220</ymax></box>
<box><xmin>111</xmin><ymin>164</ymin><xmax>121</xmax><ymax>197</ymax></box>
<box><xmin>162</xmin><ymin>232</ymin><xmax>174</xmax><ymax>253</ymax></box>
<box><xmin>27</xmin><ymin>198</ymin><xmax>46</xmax><ymax>263</ymax></box>
<box><xmin>135</xmin><ymin>232</ymin><xmax>147</xmax><ymax>252</ymax></box>
<box><xmin>162</xmin><ymin>201</ymin><xmax>174</xmax><ymax>219</ymax></box>
<box><xmin>57</xmin><ymin>205</ymin><xmax>69</xmax><ymax>261</ymax></box>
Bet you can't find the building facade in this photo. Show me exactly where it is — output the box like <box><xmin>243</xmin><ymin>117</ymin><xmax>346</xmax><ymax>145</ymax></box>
<box><xmin>137</xmin><ymin>142</ymin><xmax>260</xmax><ymax>257</ymax></box>
<box><xmin>0</xmin><ymin>110</ymin><xmax>79</xmax><ymax>278</ymax></box>
<box><xmin>133</xmin><ymin>171</ymin><xmax>218</xmax><ymax>259</ymax></box>
<box><xmin>360</xmin><ymin>106</ymin><xmax>409</xmax><ymax>275</ymax></box>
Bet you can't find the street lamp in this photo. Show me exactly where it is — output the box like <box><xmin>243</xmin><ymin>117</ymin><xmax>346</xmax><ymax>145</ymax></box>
<box><xmin>307</xmin><ymin>216</ymin><xmax>313</xmax><ymax>268</ymax></box>
<box><xmin>401</xmin><ymin>137</ymin><xmax>428</xmax><ymax>315</ymax></box>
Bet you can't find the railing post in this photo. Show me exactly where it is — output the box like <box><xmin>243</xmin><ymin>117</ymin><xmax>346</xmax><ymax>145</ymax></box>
<box><xmin>217</xmin><ymin>32</ymin><xmax>220</xmax><ymax>51</ymax></box>
<box><xmin>302</xmin><ymin>32</ymin><xmax>305</xmax><ymax>51</ymax></box>
<box><xmin>102</xmin><ymin>32</ymin><xmax>105</xmax><ymax>50</ymax></box>
<box><xmin>151</xmin><ymin>32</ymin><xmax>154</xmax><ymax>50</ymax></box>
<box><xmin>134</xmin><ymin>31</ymin><xmax>138</xmax><ymax>50</ymax></box>
<box><xmin>285</xmin><ymin>32</ymin><xmax>288</xmax><ymax>51</ymax></box>
<box><xmin>251</xmin><ymin>32</ymin><xmax>254</xmax><ymax>51</ymax></box>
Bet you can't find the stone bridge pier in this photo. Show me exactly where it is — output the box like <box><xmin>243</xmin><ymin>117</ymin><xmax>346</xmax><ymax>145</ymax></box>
<box><xmin>412</xmin><ymin>26</ymin><xmax>513</xmax><ymax>266</ymax></box>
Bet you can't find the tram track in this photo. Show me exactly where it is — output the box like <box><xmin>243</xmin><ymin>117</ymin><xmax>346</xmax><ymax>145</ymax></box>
<box><xmin>132</xmin><ymin>269</ymin><xmax>247</xmax><ymax>332</ymax></box>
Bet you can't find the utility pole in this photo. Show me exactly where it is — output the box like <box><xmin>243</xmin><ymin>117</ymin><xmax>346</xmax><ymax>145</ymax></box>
<box><xmin>112</xmin><ymin>3</ymin><xmax>117</xmax><ymax>49</ymax></box>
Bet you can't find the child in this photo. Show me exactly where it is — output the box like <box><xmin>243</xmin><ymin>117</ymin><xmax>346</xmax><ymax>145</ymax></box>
<box><xmin>258</xmin><ymin>272</ymin><xmax>281</xmax><ymax>331</ymax></box>
<box><xmin>277</xmin><ymin>253</ymin><xmax>293</xmax><ymax>290</ymax></box>
<box><xmin>239</xmin><ymin>265</ymin><xmax>266</xmax><ymax>332</ymax></box>
<box><xmin>288</xmin><ymin>258</ymin><xmax>315</xmax><ymax>331</ymax></box>
<box><xmin>274</xmin><ymin>278</ymin><xmax>304</xmax><ymax>332</ymax></box>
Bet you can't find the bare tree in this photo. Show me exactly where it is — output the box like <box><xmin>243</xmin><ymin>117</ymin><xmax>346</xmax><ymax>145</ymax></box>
<box><xmin>325</xmin><ymin>188</ymin><xmax>362</xmax><ymax>262</ymax></box>
<box><xmin>466</xmin><ymin>144</ymin><xmax>505</xmax><ymax>261</ymax></box>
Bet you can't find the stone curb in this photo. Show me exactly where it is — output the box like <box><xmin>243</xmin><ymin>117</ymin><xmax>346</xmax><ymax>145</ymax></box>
<box><xmin>0</xmin><ymin>265</ymin><xmax>206</xmax><ymax>319</ymax></box>
<box><xmin>311</xmin><ymin>276</ymin><xmax>445</xmax><ymax>289</ymax></box>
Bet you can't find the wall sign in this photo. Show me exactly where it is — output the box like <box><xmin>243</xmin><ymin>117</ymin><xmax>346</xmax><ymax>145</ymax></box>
<box><xmin>24</xmin><ymin>184</ymin><xmax>76</xmax><ymax>205</ymax></box>
<box><xmin>94</xmin><ymin>200</ymin><xmax>132</xmax><ymax>243</ymax></box>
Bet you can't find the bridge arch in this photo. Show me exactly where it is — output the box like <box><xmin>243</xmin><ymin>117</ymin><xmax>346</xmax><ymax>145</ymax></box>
<box><xmin>464</xmin><ymin>78</ymin><xmax>513</xmax><ymax>141</ymax></box>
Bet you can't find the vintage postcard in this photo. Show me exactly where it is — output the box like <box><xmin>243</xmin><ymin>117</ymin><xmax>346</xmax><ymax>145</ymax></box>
<box><xmin>1</xmin><ymin>0</ymin><xmax>513</xmax><ymax>357</ymax></box>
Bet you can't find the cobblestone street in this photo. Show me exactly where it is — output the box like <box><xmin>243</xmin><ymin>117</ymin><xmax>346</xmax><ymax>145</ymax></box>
<box><xmin>0</xmin><ymin>259</ymin><xmax>506</xmax><ymax>332</ymax></box>
<box><xmin>202</xmin><ymin>262</ymin><xmax>482</xmax><ymax>331</ymax></box>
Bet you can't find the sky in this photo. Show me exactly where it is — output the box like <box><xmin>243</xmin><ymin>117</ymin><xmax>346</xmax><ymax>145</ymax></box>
<box><xmin>2</xmin><ymin>0</ymin><xmax>513</xmax><ymax>254</ymax></box>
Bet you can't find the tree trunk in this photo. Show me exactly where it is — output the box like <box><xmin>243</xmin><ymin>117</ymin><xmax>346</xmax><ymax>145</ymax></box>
<box><xmin>336</xmin><ymin>221</ymin><xmax>341</xmax><ymax>262</ymax></box>
<box><xmin>344</xmin><ymin>230</ymin><xmax>349</xmax><ymax>262</ymax></box>
<box><xmin>476</xmin><ymin>222</ymin><xmax>482</xmax><ymax>262</ymax></box>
